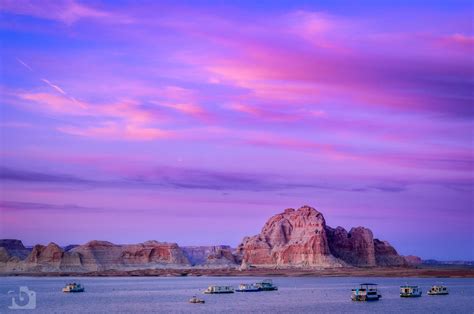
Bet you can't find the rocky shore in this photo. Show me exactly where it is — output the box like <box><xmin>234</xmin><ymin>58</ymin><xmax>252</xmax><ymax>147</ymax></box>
<box><xmin>4</xmin><ymin>265</ymin><xmax>473</xmax><ymax>278</ymax></box>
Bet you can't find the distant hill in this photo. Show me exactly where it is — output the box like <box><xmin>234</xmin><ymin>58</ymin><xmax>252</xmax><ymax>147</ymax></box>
<box><xmin>422</xmin><ymin>259</ymin><xmax>474</xmax><ymax>266</ymax></box>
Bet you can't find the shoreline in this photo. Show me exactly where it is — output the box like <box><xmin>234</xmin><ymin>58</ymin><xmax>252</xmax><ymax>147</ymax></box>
<box><xmin>2</xmin><ymin>265</ymin><xmax>474</xmax><ymax>278</ymax></box>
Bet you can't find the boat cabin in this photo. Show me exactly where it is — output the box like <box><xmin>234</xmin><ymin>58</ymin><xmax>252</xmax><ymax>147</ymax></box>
<box><xmin>236</xmin><ymin>283</ymin><xmax>260</xmax><ymax>292</ymax></box>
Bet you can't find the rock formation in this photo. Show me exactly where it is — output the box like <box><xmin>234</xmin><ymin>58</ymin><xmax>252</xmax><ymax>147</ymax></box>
<box><xmin>0</xmin><ymin>240</ymin><xmax>191</xmax><ymax>273</ymax></box>
<box><xmin>69</xmin><ymin>240</ymin><xmax>191</xmax><ymax>271</ymax></box>
<box><xmin>325</xmin><ymin>226</ymin><xmax>376</xmax><ymax>266</ymax></box>
<box><xmin>24</xmin><ymin>243</ymin><xmax>82</xmax><ymax>272</ymax></box>
<box><xmin>373</xmin><ymin>239</ymin><xmax>407</xmax><ymax>266</ymax></box>
<box><xmin>237</xmin><ymin>206</ymin><xmax>345</xmax><ymax>268</ymax></box>
<box><xmin>182</xmin><ymin>246</ymin><xmax>238</xmax><ymax>267</ymax></box>
<box><xmin>403</xmin><ymin>255</ymin><xmax>422</xmax><ymax>266</ymax></box>
<box><xmin>0</xmin><ymin>239</ymin><xmax>31</xmax><ymax>259</ymax></box>
<box><xmin>239</xmin><ymin>205</ymin><xmax>407</xmax><ymax>268</ymax></box>
<box><xmin>325</xmin><ymin>226</ymin><xmax>406</xmax><ymax>267</ymax></box>
<box><xmin>0</xmin><ymin>204</ymin><xmax>411</xmax><ymax>273</ymax></box>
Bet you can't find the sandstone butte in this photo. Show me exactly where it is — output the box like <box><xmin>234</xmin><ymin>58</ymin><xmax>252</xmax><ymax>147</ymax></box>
<box><xmin>0</xmin><ymin>205</ymin><xmax>411</xmax><ymax>273</ymax></box>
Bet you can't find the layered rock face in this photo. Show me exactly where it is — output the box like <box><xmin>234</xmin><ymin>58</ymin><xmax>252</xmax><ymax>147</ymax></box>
<box><xmin>237</xmin><ymin>206</ymin><xmax>344</xmax><ymax>268</ymax></box>
<box><xmin>0</xmin><ymin>240</ymin><xmax>191</xmax><ymax>273</ymax></box>
<box><xmin>69</xmin><ymin>240</ymin><xmax>191</xmax><ymax>271</ymax></box>
<box><xmin>373</xmin><ymin>239</ymin><xmax>407</xmax><ymax>266</ymax></box>
<box><xmin>325</xmin><ymin>226</ymin><xmax>406</xmax><ymax>267</ymax></box>
<box><xmin>24</xmin><ymin>243</ymin><xmax>82</xmax><ymax>271</ymax></box>
<box><xmin>239</xmin><ymin>205</ymin><xmax>406</xmax><ymax>268</ymax></box>
<box><xmin>325</xmin><ymin>226</ymin><xmax>376</xmax><ymax>266</ymax></box>
<box><xmin>0</xmin><ymin>239</ymin><xmax>31</xmax><ymax>259</ymax></box>
<box><xmin>182</xmin><ymin>246</ymin><xmax>238</xmax><ymax>267</ymax></box>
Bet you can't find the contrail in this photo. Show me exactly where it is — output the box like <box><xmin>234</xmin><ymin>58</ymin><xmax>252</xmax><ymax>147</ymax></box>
<box><xmin>16</xmin><ymin>58</ymin><xmax>33</xmax><ymax>71</ymax></box>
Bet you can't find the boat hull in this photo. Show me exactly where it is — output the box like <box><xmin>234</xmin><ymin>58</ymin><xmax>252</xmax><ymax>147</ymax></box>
<box><xmin>351</xmin><ymin>295</ymin><xmax>381</xmax><ymax>302</ymax></box>
<box><xmin>62</xmin><ymin>288</ymin><xmax>85</xmax><ymax>293</ymax></box>
<box><xmin>400</xmin><ymin>294</ymin><xmax>422</xmax><ymax>297</ymax></box>
<box><xmin>427</xmin><ymin>292</ymin><xmax>448</xmax><ymax>295</ymax></box>
<box><xmin>204</xmin><ymin>291</ymin><xmax>234</xmax><ymax>294</ymax></box>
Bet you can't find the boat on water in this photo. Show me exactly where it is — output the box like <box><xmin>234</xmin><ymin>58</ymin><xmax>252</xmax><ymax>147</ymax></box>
<box><xmin>400</xmin><ymin>285</ymin><xmax>422</xmax><ymax>297</ymax></box>
<box><xmin>189</xmin><ymin>296</ymin><xmax>205</xmax><ymax>304</ymax></box>
<box><xmin>204</xmin><ymin>285</ymin><xmax>234</xmax><ymax>294</ymax></box>
<box><xmin>351</xmin><ymin>283</ymin><xmax>381</xmax><ymax>301</ymax></box>
<box><xmin>427</xmin><ymin>285</ymin><xmax>449</xmax><ymax>295</ymax></box>
<box><xmin>236</xmin><ymin>283</ymin><xmax>260</xmax><ymax>292</ymax></box>
<box><xmin>62</xmin><ymin>283</ymin><xmax>85</xmax><ymax>293</ymax></box>
<box><xmin>255</xmin><ymin>279</ymin><xmax>278</xmax><ymax>291</ymax></box>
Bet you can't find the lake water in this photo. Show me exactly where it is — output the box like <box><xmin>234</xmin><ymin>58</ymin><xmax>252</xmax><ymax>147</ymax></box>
<box><xmin>1</xmin><ymin>276</ymin><xmax>473</xmax><ymax>313</ymax></box>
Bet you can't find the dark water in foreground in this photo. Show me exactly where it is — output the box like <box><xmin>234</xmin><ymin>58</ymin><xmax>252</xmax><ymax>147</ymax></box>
<box><xmin>1</xmin><ymin>276</ymin><xmax>473</xmax><ymax>313</ymax></box>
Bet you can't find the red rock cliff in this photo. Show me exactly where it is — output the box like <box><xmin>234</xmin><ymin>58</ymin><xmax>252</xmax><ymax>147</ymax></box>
<box><xmin>237</xmin><ymin>205</ymin><xmax>344</xmax><ymax>268</ymax></box>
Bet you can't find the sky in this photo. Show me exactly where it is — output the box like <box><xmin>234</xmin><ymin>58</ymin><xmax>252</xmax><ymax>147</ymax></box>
<box><xmin>0</xmin><ymin>0</ymin><xmax>473</xmax><ymax>260</ymax></box>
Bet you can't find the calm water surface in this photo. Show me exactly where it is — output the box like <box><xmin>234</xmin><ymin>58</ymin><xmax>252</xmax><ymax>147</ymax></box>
<box><xmin>1</xmin><ymin>276</ymin><xmax>473</xmax><ymax>313</ymax></box>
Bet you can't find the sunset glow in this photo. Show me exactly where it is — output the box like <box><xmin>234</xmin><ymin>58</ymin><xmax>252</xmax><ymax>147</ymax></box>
<box><xmin>0</xmin><ymin>0</ymin><xmax>473</xmax><ymax>260</ymax></box>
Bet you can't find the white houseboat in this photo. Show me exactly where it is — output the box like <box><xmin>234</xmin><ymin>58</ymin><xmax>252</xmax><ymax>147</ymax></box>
<box><xmin>351</xmin><ymin>283</ymin><xmax>381</xmax><ymax>301</ymax></box>
<box><xmin>62</xmin><ymin>283</ymin><xmax>85</xmax><ymax>293</ymax></box>
<box><xmin>400</xmin><ymin>285</ymin><xmax>422</xmax><ymax>297</ymax></box>
<box><xmin>204</xmin><ymin>285</ymin><xmax>234</xmax><ymax>294</ymax></box>
<box><xmin>427</xmin><ymin>285</ymin><xmax>449</xmax><ymax>295</ymax></box>
<box><xmin>255</xmin><ymin>279</ymin><xmax>278</xmax><ymax>291</ymax></box>
<box><xmin>235</xmin><ymin>283</ymin><xmax>260</xmax><ymax>292</ymax></box>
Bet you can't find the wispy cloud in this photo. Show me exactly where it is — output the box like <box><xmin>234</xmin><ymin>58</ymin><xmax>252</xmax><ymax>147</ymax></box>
<box><xmin>0</xmin><ymin>0</ymin><xmax>113</xmax><ymax>25</ymax></box>
<box><xmin>58</xmin><ymin>122</ymin><xmax>174</xmax><ymax>141</ymax></box>
<box><xmin>14</xmin><ymin>91</ymin><xmax>173</xmax><ymax>141</ymax></box>
<box><xmin>41</xmin><ymin>78</ymin><xmax>67</xmax><ymax>95</ymax></box>
<box><xmin>0</xmin><ymin>200</ymin><xmax>99</xmax><ymax>212</ymax></box>
<box><xmin>0</xmin><ymin>165</ymin><xmax>458</xmax><ymax>193</ymax></box>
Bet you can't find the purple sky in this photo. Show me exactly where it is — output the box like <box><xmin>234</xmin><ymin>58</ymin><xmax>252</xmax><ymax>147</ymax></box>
<box><xmin>0</xmin><ymin>0</ymin><xmax>473</xmax><ymax>260</ymax></box>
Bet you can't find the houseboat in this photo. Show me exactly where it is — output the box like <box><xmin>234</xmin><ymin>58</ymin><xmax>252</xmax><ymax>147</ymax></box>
<box><xmin>427</xmin><ymin>285</ymin><xmax>449</xmax><ymax>295</ymax></box>
<box><xmin>255</xmin><ymin>279</ymin><xmax>278</xmax><ymax>291</ymax></box>
<box><xmin>62</xmin><ymin>283</ymin><xmax>85</xmax><ymax>293</ymax></box>
<box><xmin>189</xmin><ymin>296</ymin><xmax>205</xmax><ymax>304</ymax></box>
<box><xmin>351</xmin><ymin>283</ymin><xmax>381</xmax><ymax>301</ymax></box>
<box><xmin>236</xmin><ymin>283</ymin><xmax>260</xmax><ymax>292</ymax></box>
<box><xmin>204</xmin><ymin>285</ymin><xmax>234</xmax><ymax>294</ymax></box>
<box><xmin>400</xmin><ymin>285</ymin><xmax>422</xmax><ymax>297</ymax></box>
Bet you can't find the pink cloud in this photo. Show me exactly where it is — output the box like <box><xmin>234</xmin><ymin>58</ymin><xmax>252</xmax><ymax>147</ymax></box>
<box><xmin>58</xmin><ymin>122</ymin><xmax>173</xmax><ymax>141</ymax></box>
<box><xmin>438</xmin><ymin>33</ymin><xmax>474</xmax><ymax>53</ymax></box>
<box><xmin>15</xmin><ymin>91</ymin><xmax>173</xmax><ymax>140</ymax></box>
<box><xmin>155</xmin><ymin>102</ymin><xmax>212</xmax><ymax>122</ymax></box>
<box><xmin>174</xmin><ymin>10</ymin><xmax>472</xmax><ymax>117</ymax></box>
<box><xmin>225</xmin><ymin>103</ymin><xmax>303</xmax><ymax>122</ymax></box>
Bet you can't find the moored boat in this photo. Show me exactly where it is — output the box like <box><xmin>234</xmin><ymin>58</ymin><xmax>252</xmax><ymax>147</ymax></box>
<box><xmin>427</xmin><ymin>285</ymin><xmax>449</xmax><ymax>295</ymax></box>
<box><xmin>204</xmin><ymin>285</ymin><xmax>234</xmax><ymax>294</ymax></box>
<box><xmin>236</xmin><ymin>283</ymin><xmax>260</xmax><ymax>292</ymax></box>
<box><xmin>351</xmin><ymin>283</ymin><xmax>381</xmax><ymax>301</ymax></box>
<box><xmin>62</xmin><ymin>283</ymin><xmax>85</xmax><ymax>293</ymax></box>
<box><xmin>400</xmin><ymin>285</ymin><xmax>422</xmax><ymax>297</ymax></box>
<box><xmin>255</xmin><ymin>279</ymin><xmax>278</xmax><ymax>291</ymax></box>
<box><xmin>189</xmin><ymin>296</ymin><xmax>205</xmax><ymax>304</ymax></box>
